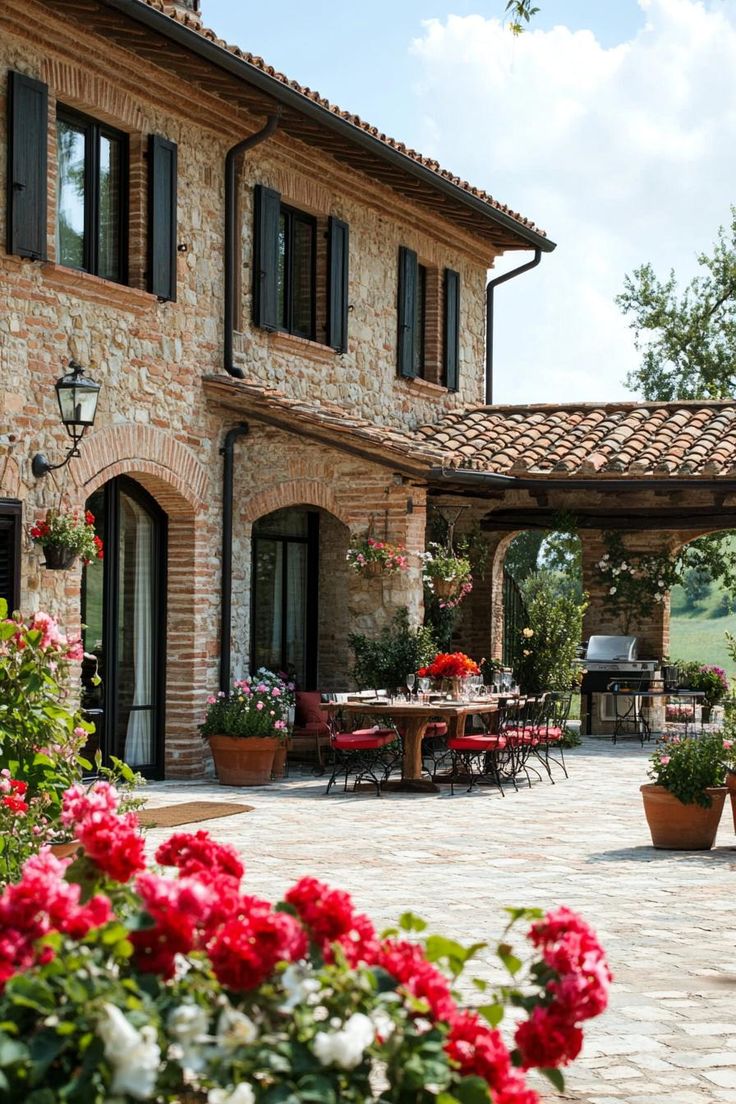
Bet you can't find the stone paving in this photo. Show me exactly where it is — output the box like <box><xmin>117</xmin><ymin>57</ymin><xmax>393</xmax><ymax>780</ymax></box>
<box><xmin>144</xmin><ymin>738</ymin><xmax>736</xmax><ymax>1103</ymax></box>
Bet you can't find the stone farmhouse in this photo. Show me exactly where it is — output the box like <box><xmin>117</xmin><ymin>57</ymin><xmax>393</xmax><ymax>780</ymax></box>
<box><xmin>3</xmin><ymin>0</ymin><xmax>736</xmax><ymax>777</ymax></box>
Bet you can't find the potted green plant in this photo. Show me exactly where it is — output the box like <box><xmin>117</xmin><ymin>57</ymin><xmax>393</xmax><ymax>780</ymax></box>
<box><xmin>30</xmin><ymin>508</ymin><xmax>104</xmax><ymax>570</ymax></box>
<box><xmin>676</xmin><ymin>663</ymin><xmax>729</xmax><ymax>723</ymax></box>
<box><xmin>641</xmin><ymin>733</ymin><xmax>731</xmax><ymax>849</ymax></box>
<box><xmin>201</xmin><ymin>670</ymin><xmax>292</xmax><ymax>786</ymax></box>
<box><xmin>348</xmin><ymin>608</ymin><xmax>436</xmax><ymax>695</ymax></box>
<box><xmin>420</xmin><ymin>542</ymin><xmax>473</xmax><ymax>606</ymax></box>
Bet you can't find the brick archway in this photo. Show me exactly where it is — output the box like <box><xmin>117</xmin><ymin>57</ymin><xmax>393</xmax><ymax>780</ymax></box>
<box><xmin>242</xmin><ymin>479</ymin><xmax>352</xmax><ymax>529</ymax></box>
<box><xmin>74</xmin><ymin>425</ymin><xmax>213</xmax><ymax>778</ymax></box>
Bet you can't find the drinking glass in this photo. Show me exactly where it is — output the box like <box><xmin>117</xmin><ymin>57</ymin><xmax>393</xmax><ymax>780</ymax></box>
<box><xmin>418</xmin><ymin>677</ymin><xmax>430</xmax><ymax>702</ymax></box>
<box><xmin>405</xmin><ymin>673</ymin><xmax>416</xmax><ymax>700</ymax></box>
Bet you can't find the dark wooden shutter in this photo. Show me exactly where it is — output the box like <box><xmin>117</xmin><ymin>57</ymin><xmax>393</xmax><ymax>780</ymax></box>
<box><xmin>0</xmin><ymin>504</ymin><xmax>21</xmax><ymax>614</ymax></box>
<box><xmin>7</xmin><ymin>71</ymin><xmax>48</xmax><ymax>260</ymax></box>
<box><xmin>253</xmin><ymin>184</ymin><xmax>281</xmax><ymax>330</ymax></box>
<box><xmin>443</xmin><ymin>268</ymin><xmax>460</xmax><ymax>391</ymax></box>
<box><xmin>327</xmin><ymin>216</ymin><xmax>349</xmax><ymax>353</ymax></box>
<box><xmin>148</xmin><ymin>134</ymin><xmax>178</xmax><ymax>301</ymax></box>
<box><xmin>397</xmin><ymin>245</ymin><xmax>417</xmax><ymax>378</ymax></box>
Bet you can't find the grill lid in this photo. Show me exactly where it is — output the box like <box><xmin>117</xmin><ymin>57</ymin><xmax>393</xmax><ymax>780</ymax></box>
<box><xmin>585</xmin><ymin>635</ymin><xmax>638</xmax><ymax>662</ymax></box>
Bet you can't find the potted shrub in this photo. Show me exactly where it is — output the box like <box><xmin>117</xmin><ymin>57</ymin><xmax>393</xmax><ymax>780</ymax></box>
<box><xmin>677</xmin><ymin>663</ymin><xmax>729</xmax><ymax>723</ymax></box>
<box><xmin>348</xmin><ymin>608</ymin><xmax>436</xmax><ymax>695</ymax></box>
<box><xmin>420</xmin><ymin>542</ymin><xmax>473</xmax><ymax>606</ymax></box>
<box><xmin>0</xmin><ymin>783</ymin><xmax>611</xmax><ymax>1103</ymax></box>
<box><xmin>30</xmin><ymin>508</ymin><xmax>104</xmax><ymax>570</ymax></box>
<box><xmin>641</xmin><ymin>732</ymin><xmax>731</xmax><ymax>849</ymax></box>
<box><xmin>346</xmin><ymin>537</ymin><xmax>409</xmax><ymax>578</ymax></box>
<box><xmin>201</xmin><ymin>670</ymin><xmax>292</xmax><ymax>786</ymax></box>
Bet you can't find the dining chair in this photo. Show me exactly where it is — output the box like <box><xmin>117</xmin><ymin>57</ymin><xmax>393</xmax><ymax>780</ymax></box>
<box><xmin>325</xmin><ymin>716</ymin><xmax>399</xmax><ymax>797</ymax></box>
<box><xmin>446</xmin><ymin>730</ymin><xmax>508</xmax><ymax>795</ymax></box>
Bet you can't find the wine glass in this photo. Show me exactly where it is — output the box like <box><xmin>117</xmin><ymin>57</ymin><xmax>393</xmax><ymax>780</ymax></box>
<box><xmin>418</xmin><ymin>677</ymin><xmax>431</xmax><ymax>701</ymax></box>
<box><xmin>405</xmin><ymin>673</ymin><xmax>416</xmax><ymax>700</ymax></box>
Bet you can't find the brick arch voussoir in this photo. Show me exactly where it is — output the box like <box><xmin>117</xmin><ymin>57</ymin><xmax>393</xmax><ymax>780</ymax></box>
<box><xmin>74</xmin><ymin>425</ymin><xmax>209</xmax><ymax>516</ymax></box>
<box><xmin>242</xmin><ymin>480</ymin><xmax>351</xmax><ymax>528</ymax></box>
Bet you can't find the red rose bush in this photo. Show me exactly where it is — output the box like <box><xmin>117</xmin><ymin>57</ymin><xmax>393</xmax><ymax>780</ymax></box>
<box><xmin>0</xmin><ymin>782</ymin><xmax>610</xmax><ymax>1103</ymax></box>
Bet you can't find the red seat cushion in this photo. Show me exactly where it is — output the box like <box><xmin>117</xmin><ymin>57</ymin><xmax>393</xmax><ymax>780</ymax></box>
<box><xmin>448</xmin><ymin>735</ymin><xmax>507</xmax><ymax>752</ymax></box>
<box><xmin>333</xmin><ymin>730</ymin><xmax>396</xmax><ymax>751</ymax></box>
<box><xmin>423</xmin><ymin>722</ymin><xmax>448</xmax><ymax>738</ymax></box>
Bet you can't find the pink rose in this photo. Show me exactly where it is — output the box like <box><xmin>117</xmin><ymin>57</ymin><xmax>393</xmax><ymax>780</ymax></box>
<box><xmin>660</xmin><ymin>755</ymin><xmax>671</xmax><ymax>766</ymax></box>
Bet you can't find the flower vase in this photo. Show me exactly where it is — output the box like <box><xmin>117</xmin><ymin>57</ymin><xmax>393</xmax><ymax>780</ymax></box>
<box><xmin>444</xmin><ymin>678</ymin><xmax>463</xmax><ymax>701</ymax></box>
<box><xmin>42</xmin><ymin>545</ymin><xmax>78</xmax><ymax>570</ymax></box>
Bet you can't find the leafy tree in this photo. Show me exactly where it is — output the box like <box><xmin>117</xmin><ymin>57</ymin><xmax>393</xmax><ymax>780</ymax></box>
<box><xmin>512</xmin><ymin>573</ymin><xmax>587</xmax><ymax>692</ymax></box>
<box><xmin>618</xmin><ymin>207</ymin><xmax>736</xmax><ymax>400</ymax></box>
<box><xmin>505</xmin><ymin>0</ymin><xmax>541</xmax><ymax>34</ymax></box>
<box><xmin>505</xmin><ymin>531</ymin><xmax>544</xmax><ymax>583</ymax></box>
<box><xmin>349</xmin><ymin>608</ymin><xmax>436</xmax><ymax>692</ymax></box>
<box><xmin>682</xmin><ymin>566</ymin><xmax>711</xmax><ymax>610</ymax></box>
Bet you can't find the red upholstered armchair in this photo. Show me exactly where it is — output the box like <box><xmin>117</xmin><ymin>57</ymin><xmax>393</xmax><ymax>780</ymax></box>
<box><xmin>291</xmin><ymin>691</ymin><xmax>332</xmax><ymax>769</ymax></box>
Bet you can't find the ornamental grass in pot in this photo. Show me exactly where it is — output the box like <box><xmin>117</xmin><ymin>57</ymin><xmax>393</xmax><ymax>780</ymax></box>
<box><xmin>641</xmin><ymin>733</ymin><xmax>731</xmax><ymax>850</ymax></box>
<box><xmin>201</xmin><ymin>670</ymin><xmax>293</xmax><ymax>786</ymax></box>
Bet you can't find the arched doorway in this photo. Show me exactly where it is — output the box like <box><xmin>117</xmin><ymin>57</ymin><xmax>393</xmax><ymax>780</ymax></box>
<box><xmin>81</xmin><ymin>476</ymin><xmax>167</xmax><ymax>777</ymax></box>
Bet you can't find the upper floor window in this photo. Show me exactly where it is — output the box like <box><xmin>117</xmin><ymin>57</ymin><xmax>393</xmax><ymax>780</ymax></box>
<box><xmin>397</xmin><ymin>246</ymin><xmax>460</xmax><ymax>392</ymax></box>
<box><xmin>56</xmin><ymin>107</ymin><xmax>128</xmax><ymax>283</ymax></box>
<box><xmin>253</xmin><ymin>184</ymin><xmax>350</xmax><ymax>353</ymax></box>
<box><xmin>0</xmin><ymin>502</ymin><xmax>21</xmax><ymax>615</ymax></box>
<box><xmin>277</xmin><ymin>205</ymin><xmax>316</xmax><ymax>340</ymax></box>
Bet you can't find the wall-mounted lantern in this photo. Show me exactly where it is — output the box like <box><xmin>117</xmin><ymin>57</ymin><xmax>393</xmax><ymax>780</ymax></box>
<box><xmin>31</xmin><ymin>361</ymin><xmax>101</xmax><ymax>478</ymax></box>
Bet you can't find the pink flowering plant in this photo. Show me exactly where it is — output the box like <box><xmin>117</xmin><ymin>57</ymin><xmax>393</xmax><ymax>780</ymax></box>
<box><xmin>0</xmin><ymin>600</ymin><xmax>92</xmax><ymax>832</ymax></box>
<box><xmin>0</xmin><ymin>778</ymin><xmax>610</xmax><ymax>1103</ymax></box>
<box><xmin>648</xmin><ymin>731</ymin><xmax>731</xmax><ymax>807</ymax></box>
<box><xmin>200</xmin><ymin>669</ymin><xmax>294</xmax><ymax>741</ymax></box>
<box><xmin>346</xmin><ymin>537</ymin><xmax>409</xmax><ymax>576</ymax></box>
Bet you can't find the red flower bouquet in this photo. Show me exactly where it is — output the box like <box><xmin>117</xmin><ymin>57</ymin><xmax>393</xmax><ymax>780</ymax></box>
<box><xmin>419</xmin><ymin>651</ymin><xmax>481</xmax><ymax>680</ymax></box>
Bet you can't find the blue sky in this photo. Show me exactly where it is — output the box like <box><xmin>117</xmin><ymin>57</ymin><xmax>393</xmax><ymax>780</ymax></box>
<box><xmin>200</xmin><ymin>2</ymin><xmax>736</xmax><ymax>404</ymax></box>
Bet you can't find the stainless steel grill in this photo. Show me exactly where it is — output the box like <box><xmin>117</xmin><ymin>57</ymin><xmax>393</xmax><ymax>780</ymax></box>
<box><xmin>581</xmin><ymin>636</ymin><xmax>658</xmax><ymax>734</ymax></box>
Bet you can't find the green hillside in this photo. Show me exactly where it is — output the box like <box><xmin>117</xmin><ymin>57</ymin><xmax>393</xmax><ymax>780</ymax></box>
<box><xmin>670</xmin><ymin>552</ymin><xmax>736</xmax><ymax>677</ymax></box>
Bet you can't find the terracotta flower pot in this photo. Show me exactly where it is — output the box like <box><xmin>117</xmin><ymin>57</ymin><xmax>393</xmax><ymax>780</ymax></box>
<box><xmin>640</xmin><ymin>783</ymin><xmax>727</xmax><ymax>850</ymax></box>
<box><xmin>42</xmin><ymin>545</ymin><xmax>78</xmax><ymax>570</ymax></box>
<box><xmin>208</xmin><ymin>734</ymin><xmax>277</xmax><ymax>786</ymax></box>
<box><xmin>433</xmin><ymin>578</ymin><xmax>461</xmax><ymax>599</ymax></box>
<box><xmin>50</xmin><ymin>840</ymin><xmax>81</xmax><ymax>859</ymax></box>
<box><xmin>271</xmin><ymin>742</ymin><xmax>288</xmax><ymax>779</ymax></box>
<box><xmin>726</xmin><ymin>770</ymin><xmax>736</xmax><ymax>832</ymax></box>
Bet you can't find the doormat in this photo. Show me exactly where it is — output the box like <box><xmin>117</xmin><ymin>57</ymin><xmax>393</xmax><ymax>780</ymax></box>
<box><xmin>139</xmin><ymin>802</ymin><xmax>254</xmax><ymax>828</ymax></box>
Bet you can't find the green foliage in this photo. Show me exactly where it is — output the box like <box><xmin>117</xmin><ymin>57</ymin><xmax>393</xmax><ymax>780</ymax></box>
<box><xmin>682</xmin><ymin>566</ymin><xmax>711</xmax><ymax>610</ymax></box>
<box><xmin>618</xmin><ymin>206</ymin><xmax>736</xmax><ymax>400</ymax></box>
<box><xmin>505</xmin><ymin>0</ymin><xmax>541</xmax><ymax>34</ymax></box>
<box><xmin>349</xmin><ymin>608</ymin><xmax>436</xmax><ymax>693</ymax></box>
<box><xmin>512</xmin><ymin>575</ymin><xmax>587</xmax><ymax>693</ymax></box>
<box><xmin>674</xmin><ymin>660</ymin><xmax>729</xmax><ymax>706</ymax></box>
<box><xmin>504</xmin><ymin>532</ymin><xmax>544</xmax><ymax>584</ymax></box>
<box><xmin>648</xmin><ymin>732</ymin><xmax>730</xmax><ymax>807</ymax></box>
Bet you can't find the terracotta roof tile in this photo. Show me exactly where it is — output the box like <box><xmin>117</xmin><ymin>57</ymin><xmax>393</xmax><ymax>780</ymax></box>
<box><xmin>415</xmin><ymin>401</ymin><xmax>736</xmax><ymax>479</ymax></box>
<box><xmin>126</xmin><ymin>0</ymin><xmax>547</xmax><ymax>241</ymax></box>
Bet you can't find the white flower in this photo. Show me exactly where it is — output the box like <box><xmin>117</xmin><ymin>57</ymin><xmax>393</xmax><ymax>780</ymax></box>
<box><xmin>208</xmin><ymin>1085</ymin><xmax>256</xmax><ymax>1104</ymax></box>
<box><xmin>597</xmin><ymin>560</ymin><xmax>608</xmax><ymax>570</ymax></box>
<box><xmin>167</xmin><ymin>1003</ymin><xmax>209</xmax><ymax>1073</ymax></box>
<box><xmin>654</xmin><ymin>593</ymin><xmax>662</xmax><ymax>602</ymax></box>
<box><xmin>216</xmin><ymin>1006</ymin><xmax>258</xmax><ymax>1050</ymax></box>
<box><xmin>97</xmin><ymin>1003</ymin><xmax>161</xmax><ymax>1100</ymax></box>
<box><xmin>313</xmin><ymin>1011</ymin><xmax>375</xmax><ymax>1070</ymax></box>
<box><xmin>620</xmin><ymin>562</ymin><xmax>628</xmax><ymax>570</ymax></box>
<box><xmin>370</xmin><ymin>1007</ymin><xmax>395</xmax><ymax>1041</ymax></box>
<box><xmin>658</xmin><ymin>579</ymin><xmax>665</xmax><ymax>587</ymax></box>
<box><xmin>609</xmin><ymin>586</ymin><xmax>617</xmax><ymax>595</ymax></box>
<box><xmin>278</xmin><ymin>964</ymin><xmax>322</xmax><ymax>1012</ymax></box>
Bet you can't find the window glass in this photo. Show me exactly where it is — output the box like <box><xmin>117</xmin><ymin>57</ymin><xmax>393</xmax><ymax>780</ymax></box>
<box><xmin>57</xmin><ymin>117</ymin><xmax>86</xmax><ymax>269</ymax></box>
<box><xmin>254</xmin><ymin>508</ymin><xmax>309</xmax><ymax>539</ymax></box>
<box><xmin>98</xmin><ymin>133</ymin><xmax>122</xmax><ymax>283</ymax></box>
<box><xmin>291</xmin><ymin>215</ymin><xmax>315</xmax><ymax>338</ymax></box>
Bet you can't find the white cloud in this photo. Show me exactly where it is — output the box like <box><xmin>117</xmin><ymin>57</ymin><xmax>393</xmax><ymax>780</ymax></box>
<box><xmin>409</xmin><ymin>0</ymin><xmax>736</xmax><ymax>403</ymax></box>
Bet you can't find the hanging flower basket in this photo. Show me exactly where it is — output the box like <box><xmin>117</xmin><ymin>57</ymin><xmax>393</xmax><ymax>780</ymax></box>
<box><xmin>42</xmin><ymin>545</ymin><xmax>79</xmax><ymax>570</ymax></box>
<box><xmin>420</xmin><ymin>543</ymin><xmax>473</xmax><ymax>607</ymax></box>
<box><xmin>433</xmin><ymin>577</ymin><xmax>462</xmax><ymax>600</ymax></box>
<box><xmin>31</xmin><ymin>509</ymin><xmax>104</xmax><ymax>569</ymax></box>
<box><xmin>346</xmin><ymin>537</ymin><xmax>409</xmax><ymax>577</ymax></box>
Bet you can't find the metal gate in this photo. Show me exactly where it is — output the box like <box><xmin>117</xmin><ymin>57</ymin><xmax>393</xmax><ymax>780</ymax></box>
<box><xmin>502</xmin><ymin>567</ymin><xmax>526</xmax><ymax>668</ymax></box>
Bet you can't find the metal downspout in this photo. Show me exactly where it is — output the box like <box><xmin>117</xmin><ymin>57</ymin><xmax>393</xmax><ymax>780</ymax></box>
<box><xmin>220</xmin><ymin>423</ymin><xmax>248</xmax><ymax>692</ymax></box>
<box><xmin>224</xmin><ymin>114</ymin><xmax>280</xmax><ymax>378</ymax></box>
<box><xmin>485</xmin><ymin>248</ymin><xmax>542</xmax><ymax>404</ymax></box>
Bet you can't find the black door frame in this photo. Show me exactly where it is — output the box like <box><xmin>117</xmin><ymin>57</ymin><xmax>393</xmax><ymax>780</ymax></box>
<box><xmin>250</xmin><ymin>509</ymin><xmax>319</xmax><ymax>689</ymax></box>
<box><xmin>83</xmin><ymin>476</ymin><xmax>167</xmax><ymax>779</ymax></box>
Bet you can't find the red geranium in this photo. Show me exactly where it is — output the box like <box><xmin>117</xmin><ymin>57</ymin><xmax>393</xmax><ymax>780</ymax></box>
<box><xmin>418</xmin><ymin>652</ymin><xmax>480</xmax><ymax>680</ymax></box>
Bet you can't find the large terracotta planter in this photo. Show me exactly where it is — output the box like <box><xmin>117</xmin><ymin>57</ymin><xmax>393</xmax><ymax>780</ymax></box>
<box><xmin>208</xmin><ymin>734</ymin><xmax>278</xmax><ymax>786</ymax></box>
<box><xmin>50</xmin><ymin>840</ymin><xmax>81</xmax><ymax>859</ymax></box>
<box><xmin>271</xmin><ymin>741</ymin><xmax>289</xmax><ymax>779</ymax></box>
<box><xmin>640</xmin><ymin>783</ymin><xmax>727</xmax><ymax>850</ymax></box>
<box><xmin>727</xmin><ymin>770</ymin><xmax>736</xmax><ymax>832</ymax></box>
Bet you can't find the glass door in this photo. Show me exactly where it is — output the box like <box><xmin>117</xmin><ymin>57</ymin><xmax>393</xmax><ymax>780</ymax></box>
<box><xmin>81</xmin><ymin>477</ymin><xmax>166</xmax><ymax>777</ymax></box>
<box><xmin>251</xmin><ymin>508</ymin><xmax>319</xmax><ymax>688</ymax></box>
